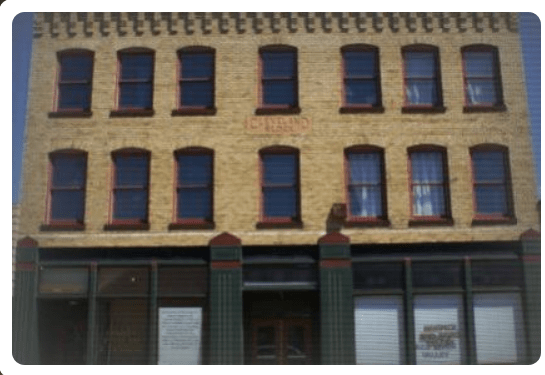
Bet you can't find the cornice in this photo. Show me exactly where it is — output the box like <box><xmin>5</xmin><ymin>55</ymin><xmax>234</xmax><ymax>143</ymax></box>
<box><xmin>33</xmin><ymin>12</ymin><xmax>519</xmax><ymax>39</ymax></box>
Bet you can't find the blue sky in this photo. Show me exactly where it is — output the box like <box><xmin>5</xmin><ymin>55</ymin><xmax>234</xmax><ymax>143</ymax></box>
<box><xmin>11</xmin><ymin>12</ymin><xmax>542</xmax><ymax>203</ymax></box>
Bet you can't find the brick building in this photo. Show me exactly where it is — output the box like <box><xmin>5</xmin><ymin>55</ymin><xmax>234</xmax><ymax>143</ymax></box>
<box><xmin>14</xmin><ymin>12</ymin><xmax>540</xmax><ymax>365</ymax></box>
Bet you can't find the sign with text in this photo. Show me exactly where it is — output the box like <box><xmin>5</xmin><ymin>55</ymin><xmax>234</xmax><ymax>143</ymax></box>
<box><xmin>158</xmin><ymin>307</ymin><xmax>202</xmax><ymax>365</ymax></box>
<box><xmin>245</xmin><ymin>116</ymin><xmax>312</xmax><ymax>135</ymax></box>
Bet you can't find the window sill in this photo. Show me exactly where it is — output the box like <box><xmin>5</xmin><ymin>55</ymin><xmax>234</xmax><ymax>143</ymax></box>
<box><xmin>340</xmin><ymin>106</ymin><xmax>385</xmax><ymax>114</ymax></box>
<box><xmin>255</xmin><ymin>107</ymin><xmax>301</xmax><ymax>115</ymax></box>
<box><xmin>109</xmin><ymin>109</ymin><xmax>155</xmax><ymax>117</ymax></box>
<box><xmin>169</xmin><ymin>221</ymin><xmax>215</xmax><ymax>230</ymax></box>
<box><xmin>463</xmin><ymin>104</ymin><xmax>507</xmax><ymax>113</ymax></box>
<box><xmin>104</xmin><ymin>222</ymin><xmax>150</xmax><ymax>231</ymax></box>
<box><xmin>472</xmin><ymin>216</ymin><xmax>517</xmax><ymax>226</ymax></box>
<box><xmin>48</xmin><ymin>111</ymin><xmax>93</xmax><ymax>118</ymax></box>
<box><xmin>40</xmin><ymin>223</ymin><xmax>85</xmax><ymax>231</ymax></box>
<box><xmin>171</xmin><ymin>107</ymin><xmax>217</xmax><ymax>116</ymax></box>
<box><xmin>402</xmin><ymin>106</ymin><xmax>446</xmax><ymax>114</ymax></box>
<box><xmin>344</xmin><ymin>218</ymin><xmax>390</xmax><ymax>228</ymax></box>
<box><xmin>256</xmin><ymin>220</ymin><xmax>303</xmax><ymax>229</ymax></box>
<box><xmin>408</xmin><ymin>217</ymin><xmax>454</xmax><ymax>227</ymax></box>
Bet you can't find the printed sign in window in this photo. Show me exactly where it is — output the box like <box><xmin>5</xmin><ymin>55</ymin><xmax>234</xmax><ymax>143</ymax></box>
<box><xmin>158</xmin><ymin>307</ymin><xmax>202</xmax><ymax>365</ymax></box>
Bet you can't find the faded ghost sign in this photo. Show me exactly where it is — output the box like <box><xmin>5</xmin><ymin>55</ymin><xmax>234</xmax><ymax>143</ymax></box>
<box><xmin>158</xmin><ymin>307</ymin><xmax>202</xmax><ymax>365</ymax></box>
<box><xmin>245</xmin><ymin>117</ymin><xmax>312</xmax><ymax>135</ymax></box>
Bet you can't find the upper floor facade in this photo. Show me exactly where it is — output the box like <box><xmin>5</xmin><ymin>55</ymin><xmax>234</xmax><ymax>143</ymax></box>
<box><xmin>19</xmin><ymin>12</ymin><xmax>538</xmax><ymax>248</ymax></box>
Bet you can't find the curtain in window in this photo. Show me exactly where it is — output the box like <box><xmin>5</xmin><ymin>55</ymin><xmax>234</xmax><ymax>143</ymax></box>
<box><xmin>411</xmin><ymin>152</ymin><xmax>445</xmax><ymax>216</ymax></box>
<box><xmin>348</xmin><ymin>153</ymin><xmax>382</xmax><ymax>217</ymax></box>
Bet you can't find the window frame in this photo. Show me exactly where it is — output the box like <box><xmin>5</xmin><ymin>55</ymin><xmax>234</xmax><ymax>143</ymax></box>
<box><xmin>43</xmin><ymin>149</ymin><xmax>87</xmax><ymax>230</ymax></box>
<box><xmin>111</xmin><ymin>48</ymin><xmax>155</xmax><ymax>117</ymax></box>
<box><xmin>402</xmin><ymin>45</ymin><xmax>445</xmax><ymax>113</ymax></box>
<box><xmin>173</xmin><ymin>47</ymin><xmax>216</xmax><ymax>116</ymax></box>
<box><xmin>256</xmin><ymin>45</ymin><xmax>300</xmax><ymax>115</ymax></box>
<box><xmin>340</xmin><ymin>45</ymin><xmax>384</xmax><ymax>113</ymax></box>
<box><xmin>344</xmin><ymin>145</ymin><xmax>389</xmax><ymax>226</ymax></box>
<box><xmin>408</xmin><ymin>145</ymin><xmax>452</xmax><ymax>226</ymax></box>
<box><xmin>462</xmin><ymin>45</ymin><xmax>505</xmax><ymax>112</ymax></box>
<box><xmin>470</xmin><ymin>144</ymin><xmax>515</xmax><ymax>225</ymax></box>
<box><xmin>257</xmin><ymin>146</ymin><xmax>302</xmax><ymax>228</ymax></box>
<box><xmin>50</xmin><ymin>49</ymin><xmax>94</xmax><ymax>117</ymax></box>
<box><xmin>170</xmin><ymin>147</ymin><xmax>215</xmax><ymax>230</ymax></box>
<box><xmin>107</xmin><ymin>148</ymin><xmax>151</xmax><ymax>230</ymax></box>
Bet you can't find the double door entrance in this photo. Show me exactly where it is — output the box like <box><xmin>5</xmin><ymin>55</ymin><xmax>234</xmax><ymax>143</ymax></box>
<box><xmin>252</xmin><ymin>318</ymin><xmax>312</xmax><ymax>365</ymax></box>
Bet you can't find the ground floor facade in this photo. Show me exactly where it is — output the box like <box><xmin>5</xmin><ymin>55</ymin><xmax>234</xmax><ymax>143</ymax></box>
<box><xmin>13</xmin><ymin>231</ymin><xmax>540</xmax><ymax>365</ymax></box>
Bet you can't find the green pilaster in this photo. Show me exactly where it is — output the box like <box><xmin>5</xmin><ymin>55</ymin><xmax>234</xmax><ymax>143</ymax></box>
<box><xmin>520</xmin><ymin>234</ymin><xmax>540</xmax><ymax>364</ymax></box>
<box><xmin>319</xmin><ymin>241</ymin><xmax>355</xmax><ymax>365</ymax></box>
<box><xmin>86</xmin><ymin>263</ymin><xmax>98</xmax><ymax>365</ymax></box>
<box><xmin>404</xmin><ymin>259</ymin><xmax>416</xmax><ymax>365</ymax></box>
<box><xmin>463</xmin><ymin>257</ymin><xmax>477</xmax><ymax>365</ymax></box>
<box><xmin>209</xmin><ymin>235</ymin><xmax>243</xmax><ymax>365</ymax></box>
<box><xmin>13</xmin><ymin>239</ymin><xmax>40</xmax><ymax>364</ymax></box>
<box><xmin>149</xmin><ymin>261</ymin><xmax>158</xmax><ymax>365</ymax></box>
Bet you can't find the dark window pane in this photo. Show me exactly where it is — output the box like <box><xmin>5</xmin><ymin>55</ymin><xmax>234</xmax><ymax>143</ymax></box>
<box><xmin>344</xmin><ymin>51</ymin><xmax>376</xmax><ymax>77</ymax></box>
<box><xmin>119</xmin><ymin>82</ymin><xmax>153</xmax><ymax>109</ymax></box>
<box><xmin>263</xmin><ymin>81</ymin><xmax>296</xmax><ymax>106</ymax></box>
<box><xmin>181</xmin><ymin>53</ymin><xmax>213</xmax><ymax>78</ymax></box>
<box><xmin>346</xmin><ymin>80</ymin><xmax>377</xmax><ymax>105</ymax></box>
<box><xmin>412</xmin><ymin>185</ymin><xmax>446</xmax><ymax>216</ymax></box>
<box><xmin>178</xmin><ymin>154</ymin><xmax>212</xmax><ymax>185</ymax></box>
<box><xmin>263</xmin><ymin>154</ymin><xmax>296</xmax><ymax>185</ymax></box>
<box><xmin>349</xmin><ymin>186</ymin><xmax>383</xmax><ymax>217</ymax></box>
<box><xmin>475</xmin><ymin>186</ymin><xmax>508</xmax><ymax>214</ymax></box>
<box><xmin>464</xmin><ymin>52</ymin><xmax>495</xmax><ymax>77</ymax></box>
<box><xmin>353</xmin><ymin>262</ymin><xmax>404</xmax><ymax>290</ymax></box>
<box><xmin>97</xmin><ymin>268</ymin><xmax>149</xmax><ymax>294</ymax></box>
<box><xmin>287</xmin><ymin>326</ymin><xmax>306</xmax><ymax>357</ymax></box>
<box><xmin>349</xmin><ymin>153</ymin><xmax>381</xmax><ymax>184</ymax></box>
<box><xmin>158</xmin><ymin>266</ymin><xmax>208</xmax><ymax>295</ymax></box>
<box><xmin>262</xmin><ymin>52</ymin><xmax>295</xmax><ymax>78</ymax></box>
<box><xmin>180</xmin><ymin>81</ymin><xmax>213</xmax><ymax>107</ymax></box>
<box><xmin>177</xmin><ymin>189</ymin><xmax>211</xmax><ymax>219</ymax></box>
<box><xmin>412</xmin><ymin>262</ymin><xmax>463</xmax><ymax>288</ymax></box>
<box><xmin>263</xmin><ymin>187</ymin><xmax>296</xmax><ymax>217</ymax></box>
<box><xmin>411</xmin><ymin>152</ymin><xmax>444</xmax><ymax>183</ymax></box>
<box><xmin>39</xmin><ymin>268</ymin><xmax>89</xmax><ymax>294</ymax></box>
<box><xmin>58</xmin><ymin>84</ymin><xmax>91</xmax><ymax>110</ymax></box>
<box><xmin>257</xmin><ymin>326</ymin><xmax>276</xmax><ymax>357</ymax></box>
<box><xmin>405</xmin><ymin>52</ymin><xmax>435</xmax><ymax>77</ymax></box>
<box><xmin>473</xmin><ymin>152</ymin><xmax>505</xmax><ymax>182</ymax></box>
<box><xmin>113</xmin><ymin>190</ymin><xmax>148</xmax><ymax>220</ymax></box>
<box><xmin>406</xmin><ymin>80</ymin><xmax>437</xmax><ymax>105</ymax></box>
<box><xmin>115</xmin><ymin>156</ymin><xmax>149</xmax><ymax>187</ymax></box>
<box><xmin>466</xmin><ymin>80</ymin><xmax>498</xmax><ymax>105</ymax></box>
<box><xmin>471</xmin><ymin>261</ymin><xmax>523</xmax><ymax>287</ymax></box>
<box><xmin>244</xmin><ymin>264</ymin><xmax>317</xmax><ymax>284</ymax></box>
<box><xmin>51</xmin><ymin>190</ymin><xmax>85</xmax><ymax>221</ymax></box>
<box><xmin>52</xmin><ymin>156</ymin><xmax>86</xmax><ymax>187</ymax></box>
<box><xmin>120</xmin><ymin>54</ymin><xmax>153</xmax><ymax>80</ymax></box>
<box><xmin>60</xmin><ymin>55</ymin><xmax>93</xmax><ymax>81</ymax></box>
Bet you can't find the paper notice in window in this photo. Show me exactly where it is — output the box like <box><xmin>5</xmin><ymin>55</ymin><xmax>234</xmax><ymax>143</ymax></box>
<box><xmin>158</xmin><ymin>307</ymin><xmax>202</xmax><ymax>365</ymax></box>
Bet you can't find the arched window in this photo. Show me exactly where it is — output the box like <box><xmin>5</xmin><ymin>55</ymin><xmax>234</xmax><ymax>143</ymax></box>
<box><xmin>462</xmin><ymin>45</ymin><xmax>504</xmax><ymax>111</ymax></box>
<box><xmin>257</xmin><ymin>45</ymin><xmax>299</xmax><ymax>114</ymax></box>
<box><xmin>258</xmin><ymin>146</ymin><xmax>301</xmax><ymax>227</ymax></box>
<box><xmin>341</xmin><ymin>45</ymin><xmax>382</xmax><ymax>112</ymax></box>
<box><xmin>46</xmin><ymin>149</ymin><xmax>87</xmax><ymax>227</ymax></box>
<box><xmin>109</xmin><ymin>148</ymin><xmax>150</xmax><ymax>227</ymax></box>
<box><xmin>175</xmin><ymin>47</ymin><xmax>216</xmax><ymax>115</ymax></box>
<box><xmin>172</xmin><ymin>147</ymin><xmax>214</xmax><ymax>228</ymax></box>
<box><xmin>53</xmin><ymin>49</ymin><xmax>94</xmax><ymax>115</ymax></box>
<box><xmin>408</xmin><ymin>145</ymin><xmax>452</xmax><ymax>224</ymax></box>
<box><xmin>470</xmin><ymin>144</ymin><xmax>514</xmax><ymax>223</ymax></box>
<box><xmin>402</xmin><ymin>45</ymin><xmax>443</xmax><ymax>111</ymax></box>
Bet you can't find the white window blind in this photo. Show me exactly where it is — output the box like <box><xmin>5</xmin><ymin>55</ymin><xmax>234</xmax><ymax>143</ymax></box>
<box><xmin>354</xmin><ymin>296</ymin><xmax>404</xmax><ymax>365</ymax></box>
<box><xmin>473</xmin><ymin>293</ymin><xmax>525</xmax><ymax>364</ymax></box>
<box><xmin>414</xmin><ymin>294</ymin><xmax>465</xmax><ymax>365</ymax></box>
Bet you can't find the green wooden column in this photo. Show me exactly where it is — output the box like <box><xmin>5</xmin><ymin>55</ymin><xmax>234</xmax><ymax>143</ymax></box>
<box><xmin>519</xmin><ymin>230</ymin><xmax>540</xmax><ymax>365</ymax></box>
<box><xmin>13</xmin><ymin>237</ymin><xmax>40</xmax><ymax>365</ymax></box>
<box><xmin>209</xmin><ymin>232</ymin><xmax>243</xmax><ymax>365</ymax></box>
<box><xmin>86</xmin><ymin>263</ymin><xmax>98</xmax><ymax>364</ymax></box>
<box><xmin>318</xmin><ymin>233</ymin><xmax>355</xmax><ymax>365</ymax></box>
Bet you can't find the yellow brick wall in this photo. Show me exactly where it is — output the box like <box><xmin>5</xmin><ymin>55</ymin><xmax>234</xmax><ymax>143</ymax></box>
<box><xmin>19</xmin><ymin>13</ymin><xmax>539</xmax><ymax>248</ymax></box>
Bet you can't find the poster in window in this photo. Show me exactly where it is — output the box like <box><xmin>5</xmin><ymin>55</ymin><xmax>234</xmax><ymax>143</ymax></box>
<box><xmin>158</xmin><ymin>307</ymin><xmax>202</xmax><ymax>365</ymax></box>
<box><xmin>414</xmin><ymin>295</ymin><xmax>464</xmax><ymax>365</ymax></box>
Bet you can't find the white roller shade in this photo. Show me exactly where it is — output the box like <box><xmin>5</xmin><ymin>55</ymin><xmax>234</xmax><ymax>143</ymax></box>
<box><xmin>354</xmin><ymin>296</ymin><xmax>404</xmax><ymax>365</ymax></box>
<box><xmin>414</xmin><ymin>294</ymin><xmax>465</xmax><ymax>364</ymax></box>
<box><xmin>473</xmin><ymin>293</ymin><xmax>525</xmax><ymax>364</ymax></box>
